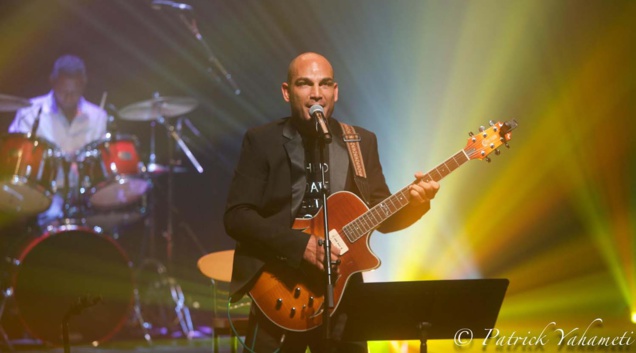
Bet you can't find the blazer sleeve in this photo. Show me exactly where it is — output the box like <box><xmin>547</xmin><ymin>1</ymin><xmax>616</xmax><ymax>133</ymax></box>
<box><xmin>224</xmin><ymin>129</ymin><xmax>310</xmax><ymax>269</ymax></box>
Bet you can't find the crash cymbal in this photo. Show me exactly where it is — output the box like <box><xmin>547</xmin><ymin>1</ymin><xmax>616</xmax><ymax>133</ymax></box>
<box><xmin>146</xmin><ymin>162</ymin><xmax>188</xmax><ymax>175</ymax></box>
<box><xmin>0</xmin><ymin>94</ymin><xmax>31</xmax><ymax>112</ymax></box>
<box><xmin>118</xmin><ymin>96</ymin><xmax>198</xmax><ymax>121</ymax></box>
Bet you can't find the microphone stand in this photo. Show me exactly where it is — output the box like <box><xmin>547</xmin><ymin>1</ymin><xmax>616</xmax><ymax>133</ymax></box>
<box><xmin>317</xmin><ymin>135</ymin><xmax>334</xmax><ymax>351</ymax></box>
<box><xmin>62</xmin><ymin>295</ymin><xmax>101</xmax><ymax>353</ymax></box>
<box><xmin>177</xmin><ymin>14</ymin><xmax>241</xmax><ymax>95</ymax></box>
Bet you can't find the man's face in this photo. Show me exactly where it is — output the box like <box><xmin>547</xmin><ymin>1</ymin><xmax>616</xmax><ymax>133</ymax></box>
<box><xmin>281</xmin><ymin>54</ymin><xmax>338</xmax><ymax>129</ymax></box>
<box><xmin>51</xmin><ymin>75</ymin><xmax>86</xmax><ymax>113</ymax></box>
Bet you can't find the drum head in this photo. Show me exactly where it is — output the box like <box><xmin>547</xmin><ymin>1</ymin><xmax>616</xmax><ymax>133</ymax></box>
<box><xmin>0</xmin><ymin>181</ymin><xmax>52</xmax><ymax>214</ymax></box>
<box><xmin>12</xmin><ymin>226</ymin><xmax>134</xmax><ymax>345</ymax></box>
<box><xmin>90</xmin><ymin>177</ymin><xmax>149</xmax><ymax>208</ymax></box>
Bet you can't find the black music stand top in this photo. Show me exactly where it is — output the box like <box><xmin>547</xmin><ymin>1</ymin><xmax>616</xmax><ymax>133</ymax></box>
<box><xmin>339</xmin><ymin>279</ymin><xmax>508</xmax><ymax>342</ymax></box>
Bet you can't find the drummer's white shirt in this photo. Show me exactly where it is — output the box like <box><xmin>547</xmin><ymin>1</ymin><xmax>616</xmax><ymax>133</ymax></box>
<box><xmin>9</xmin><ymin>91</ymin><xmax>107</xmax><ymax>155</ymax></box>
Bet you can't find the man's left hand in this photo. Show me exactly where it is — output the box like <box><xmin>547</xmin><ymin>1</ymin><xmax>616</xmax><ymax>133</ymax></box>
<box><xmin>407</xmin><ymin>171</ymin><xmax>440</xmax><ymax>206</ymax></box>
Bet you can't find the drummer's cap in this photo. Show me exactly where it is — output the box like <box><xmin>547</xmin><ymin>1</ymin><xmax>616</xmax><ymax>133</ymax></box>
<box><xmin>50</xmin><ymin>55</ymin><xmax>87</xmax><ymax>82</ymax></box>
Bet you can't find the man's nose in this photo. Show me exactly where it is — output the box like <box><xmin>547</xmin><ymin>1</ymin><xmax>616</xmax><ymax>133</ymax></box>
<box><xmin>310</xmin><ymin>85</ymin><xmax>322</xmax><ymax>100</ymax></box>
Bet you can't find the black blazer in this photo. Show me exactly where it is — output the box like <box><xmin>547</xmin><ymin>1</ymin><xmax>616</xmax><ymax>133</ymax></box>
<box><xmin>224</xmin><ymin>117</ymin><xmax>428</xmax><ymax>301</ymax></box>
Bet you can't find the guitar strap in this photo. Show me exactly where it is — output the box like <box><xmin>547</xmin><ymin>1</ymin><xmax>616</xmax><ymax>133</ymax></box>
<box><xmin>339</xmin><ymin>122</ymin><xmax>371</xmax><ymax>205</ymax></box>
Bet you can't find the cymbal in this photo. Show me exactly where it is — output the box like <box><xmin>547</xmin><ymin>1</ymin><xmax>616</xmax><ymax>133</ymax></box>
<box><xmin>197</xmin><ymin>250</ymin><xmax>234</xmax><ymax>282</ymax></box>
<box><xmin>146</xmin><ymin>162</ymin><xmax>188</xmax><ymax>175</ymax></box>
<box><xmin>0</xmin><ymin>94</ymin><xmax>31</xmax><ymax>112</ymax></box>
<box><xmin>118</xmin><ymin>96</ymin><xmax>198</xmax><ymax>121</ymax></box>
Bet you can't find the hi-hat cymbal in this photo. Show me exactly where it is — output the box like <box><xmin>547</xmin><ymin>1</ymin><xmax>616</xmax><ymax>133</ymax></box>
<box><xmin>0</xmin><ymin>94</ymin><xmax>32</xmax><ymax>112</ymax></box>
<box><xmin>118</xmin><ymin>96</ymin><xmax>198</xmax><ymax>121</ymax></box>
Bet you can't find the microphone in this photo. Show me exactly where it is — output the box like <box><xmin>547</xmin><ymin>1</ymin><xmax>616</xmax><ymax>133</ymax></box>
<box><xmin>151</xmin><ymin>0</ymin><xmax>193</xmax><ymax>11</ymax></box>
<box><xmin>309</xmin><ymin>104</ymin><xmax>332</xmax><ymax>143</ymax></box>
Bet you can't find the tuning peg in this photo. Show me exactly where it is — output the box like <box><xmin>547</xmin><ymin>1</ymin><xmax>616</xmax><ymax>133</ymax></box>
<box><xmin>489</xmin><ymin>120</ymin><xmax>495</xmax><ymax>126</ymax></box>
<box><xmin>505</xmin><ymin>142</ymin><xmax>510</xmax><ymax>149</ymax></box>
<box><xmin>468</xmin><ymin>131</ymin><xmax>474</xmax><ymax>137</ymax></box>
<box><xmin>495</xmin><ymin>149</ymin><xmax>501</xmax><ymax>155</ymax></box>
<box><xmin>478</xmin><ymin>126</ymin><xmax>486</xmax><ymax>132</ymax></box>
<box><xmin>485</xmin><ymin>157</ymin><xmax>491</xmax><ymax>163</ymax></box>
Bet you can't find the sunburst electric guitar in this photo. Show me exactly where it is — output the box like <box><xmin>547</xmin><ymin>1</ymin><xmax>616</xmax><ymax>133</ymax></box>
<box><xmin>249</xmin><ymin>120</ymin><xmax>518</xmax><ymax>331</ymax></box>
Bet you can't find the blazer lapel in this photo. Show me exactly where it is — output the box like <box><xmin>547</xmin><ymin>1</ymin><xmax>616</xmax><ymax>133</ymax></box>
<box><xmin>283</xmin><ymin>119</ymin><xmax>305</xmax><ymax>220</ymax></box>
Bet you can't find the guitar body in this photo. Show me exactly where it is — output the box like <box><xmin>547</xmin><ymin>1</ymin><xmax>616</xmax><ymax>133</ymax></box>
<box><xmin>249</xmin><ymin>191</ymin><xmax>381</xmax><ymax>332</ymax></box>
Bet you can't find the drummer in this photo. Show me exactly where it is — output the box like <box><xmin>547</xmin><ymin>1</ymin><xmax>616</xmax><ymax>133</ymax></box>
<box><xmin>8</xmin><ymin>54</ymin><xmax>107</xmax><ymax>224</ymax></box>
<box><xmin>9</xmin><ymin>54</ymin><xmax>107</xmax><ymax>153</ymax></box>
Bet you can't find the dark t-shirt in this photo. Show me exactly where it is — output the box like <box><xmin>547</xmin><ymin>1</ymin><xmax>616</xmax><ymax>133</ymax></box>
<box><xmin>297</xmin><ymin>136</ymin><xmax>330</xmax><ymax>219</ymax></box>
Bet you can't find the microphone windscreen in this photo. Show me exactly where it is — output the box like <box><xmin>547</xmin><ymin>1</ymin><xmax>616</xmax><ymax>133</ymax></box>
<box><xmin>309</xmin><ymin>104</ymin><xmax>324</xmax><ymax>115</ymax></box>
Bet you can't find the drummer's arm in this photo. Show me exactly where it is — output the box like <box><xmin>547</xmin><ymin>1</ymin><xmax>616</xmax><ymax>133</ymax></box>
<box><xmin>9</xmin><ymin>107</ymin><xmax>33</xmax><ymax>134</ymax></box>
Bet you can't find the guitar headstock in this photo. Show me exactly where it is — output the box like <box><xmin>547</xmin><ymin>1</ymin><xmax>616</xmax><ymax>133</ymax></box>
<box><xmin>463</xmin><ymin>120</ymin><xmax>518</xmax><ymax>161</ymax></box>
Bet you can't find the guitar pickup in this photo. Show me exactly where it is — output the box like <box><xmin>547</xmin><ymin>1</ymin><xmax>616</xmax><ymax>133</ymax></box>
<box><xmin>328</xmin><ymin>229</ymin><xmax>349</xmax><ymax>255</ymax></box>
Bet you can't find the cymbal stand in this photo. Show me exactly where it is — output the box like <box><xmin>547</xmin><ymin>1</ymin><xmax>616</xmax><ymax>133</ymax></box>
<box><xmin>136</xmin><ymin>108</ymin><xmax>203</xmax><ymax>339</ymax></box>
<box><xmin>154</xmin><ymin>113</ymin><xmax>203</xmax><ymax>264</ymax></box>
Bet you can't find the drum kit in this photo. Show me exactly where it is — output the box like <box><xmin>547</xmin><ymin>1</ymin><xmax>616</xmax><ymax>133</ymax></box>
<box><xmin>0</xmin><ymin>93</ymin><xmax>204</xmax><ymax>347</ymax></box>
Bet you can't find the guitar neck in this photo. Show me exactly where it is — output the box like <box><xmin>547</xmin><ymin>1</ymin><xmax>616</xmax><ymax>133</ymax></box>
<box><xmin>342</xmin><ymin>149</ymin><xmax>470</xmax><ymax>243</ymax></box>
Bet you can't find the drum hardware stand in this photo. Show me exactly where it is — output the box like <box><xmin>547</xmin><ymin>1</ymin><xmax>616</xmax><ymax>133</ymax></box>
<box><xmin>133</xmin><ymin>259</ymin><xmax>195</xmax><ymax>339</ymax></box>
<box><xmin>132</xmin><ymin>287</ymin><xmax>153</xmax><ymax>344</ymax></box>
<box><xmin>0</xmin><ymin>287</ymin><xmax>13</xmax><ymax>351</ymax></box>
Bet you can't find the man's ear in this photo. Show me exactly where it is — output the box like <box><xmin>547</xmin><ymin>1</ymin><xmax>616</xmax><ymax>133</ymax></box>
<box><xmin>333</xmin><ymin>82</ymin><xmax>338</xmax><ymax>103</ymax></box>
<box><xmin>281</xmin><ymin>82</ymin><xmax>290</xmax><ymax>102</ymax></box>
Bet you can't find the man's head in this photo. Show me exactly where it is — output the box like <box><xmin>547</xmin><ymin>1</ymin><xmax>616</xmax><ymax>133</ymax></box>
<box><xmin>281</xmin><ymin>52</ymin><xmax>338</xmax><ymax>132</ymax></box>
<box><xmin>49</xmin><ymin>55</ymin><xmax>87</xmax><ymax>113</ymax></box>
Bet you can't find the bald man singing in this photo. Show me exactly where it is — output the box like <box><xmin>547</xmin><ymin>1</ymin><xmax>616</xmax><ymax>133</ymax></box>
<box><xmin>224</xmin><ymin>52</ymin><xmax>439</xmax><ymax>352</ymax></box>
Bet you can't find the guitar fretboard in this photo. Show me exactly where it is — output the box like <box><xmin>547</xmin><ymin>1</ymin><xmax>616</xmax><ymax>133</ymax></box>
<box><xmin>342</xmin><ymin>150</ymin><xmax>470</xmax><ymax>243</ymax></box>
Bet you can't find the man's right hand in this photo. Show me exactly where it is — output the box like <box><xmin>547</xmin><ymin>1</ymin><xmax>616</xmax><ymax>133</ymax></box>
<box><xmin>302</xmin><ymin>234</ymin><xmax>340</xmax><ymax>271</ymax></box>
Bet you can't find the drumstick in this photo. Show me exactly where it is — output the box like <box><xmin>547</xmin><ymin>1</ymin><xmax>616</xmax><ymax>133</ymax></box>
<box><xmin>99</xmin><ymin>91</ymin><xmax>108</xmax><ymax>110</ymax></box>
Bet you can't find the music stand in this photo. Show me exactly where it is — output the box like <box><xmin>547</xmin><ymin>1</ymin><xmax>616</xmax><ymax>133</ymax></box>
<box><xmin>339</xmin><ymin>279</ymin><xmax>508</xmax><ymax>353</ymax></box>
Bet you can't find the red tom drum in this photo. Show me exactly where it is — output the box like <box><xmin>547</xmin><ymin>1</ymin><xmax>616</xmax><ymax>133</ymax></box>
<box><xmin>77</xmin><ymin>134</ymin><xmax>149</xmax><ymax>209</ymax></box>
<box><xmin>0</xmin><ymin>133</ymin><xmax>60</xmax><ymax>214</ymax></box>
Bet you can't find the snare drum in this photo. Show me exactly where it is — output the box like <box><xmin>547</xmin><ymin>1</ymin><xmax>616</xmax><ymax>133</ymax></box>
<box><xmin>11</xmin><ymin>224</ymin><xmax>134</xmax><ymax>345</ymax></box>
<box><xmin>77</xmin><ymin>134</ymin><xmax>149</xmax><ymax>209</ymax></box>
<box><xmin>82</xmin><ymin>192</ymin><xmax>149</xmax><ymax>230</ymax></box>
<box><xmin>0</xmin><ymin>133</ymin><xmax>60</xmax><ymax>214</ymax></box>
